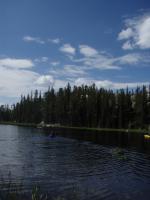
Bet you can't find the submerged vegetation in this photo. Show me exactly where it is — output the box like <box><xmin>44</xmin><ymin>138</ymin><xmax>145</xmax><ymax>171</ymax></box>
<box><xmin>0</xmin><ymin>84</ymin><xmax>150</xmax><ymax>130</ymax></box>
<box><xmin>112</xmin><ymin>147</ymin><xmax>128</xmax><ymax>161</ymax></box>
<box><xmin>0</xmin><ymin>176</ymin><xmax>80</xmax><ymax>200</ymax></box>
<box><xmin>0</xmin><ymin>185</ymin><xmax>63</xmax><ymax>200</ymax></box>
<box><xmin>0</xmin><ymin>173</ymin><xmax>68</xmax><ymax>200</ymax></box>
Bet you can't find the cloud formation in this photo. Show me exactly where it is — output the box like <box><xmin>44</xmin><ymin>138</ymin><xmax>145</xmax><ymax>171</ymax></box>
<box><xmin>23</xmin><ymin>36</ymin><xmax>45</xmax><ymax>44</ymax></box>
<box><xmin>75</xmin><ymin>77</ymin><xmax>149</xmax><ymax>89</ymax></box>
<box><xmin>34</xmin><ymin>57</ymin><xmax>49</xmax><ymax>63</ymax></box>
<box><xmin>51</xmin><ymin>61</ymin><xmax>60</xmax><ymax>66</ymax></box>
<box><xmin>48</xmin><ymin>38</ymin><xmax>61</xmax><ymax>44</ymax></box>
<box><xmin>0</xmin><ymin>58</ymin><xmax>149</xmax><ymax>104</ymax></box>
<box><xmin>59</xmin><ymin>44</ymin><xmax>76</xmax><ymax>55</ymax></box>
<box><xmin>70</xmin><ymin>45</ymin><xmax>148</xmax><ymax>70</ymax></box>
<box><xmin>0</xmin><ymin>58</ymin><xmax>34</xmax><ymax>69</ymax></box>
<box><xmin>1</xmin><ymin>31</ymin><xmax>150</xmax><ymax>105</ymax></box>
<box><xmin>0</xmin><ymin>66</ymin><xmax>38</xmax><ymax>97</ymax></box>
<box><xmin>79</xmin><ymin>45</ymin><xmax>99</xmax><ymax>57</ymax></box>
<box><xmin>0</xmin><ymin>57</ymin><xmax>52</xmax><ymax>99</ymax></box>
<box><xmin>118</xmin><ymin>13</ymin><xmax>150</xmax><ymax>49</ymax></box>
<box><xmin>49</xmin><ymin>65</ymin><xmax>87</xmax><ymax>78</ymax></box>
<box><xmin>35</xmin><ymin>75</ymin><xmax>54</xmax><ymax>87</ymax></box>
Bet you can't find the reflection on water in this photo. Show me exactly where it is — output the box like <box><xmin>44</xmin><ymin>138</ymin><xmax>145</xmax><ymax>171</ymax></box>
<box><xmin>0</xmin><ymin>125</ymin><xmax>150</xmax><ymax>200</ymax></box>
<box><xmin>53</xmin><ymin>127</ymin><xmax>150</xmax><ymax>153</ymax></box>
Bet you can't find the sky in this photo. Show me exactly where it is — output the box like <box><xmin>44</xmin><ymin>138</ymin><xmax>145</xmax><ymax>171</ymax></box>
<box><xmin>0</xmin><ymin>0</ymin><xmax>150</xmax><ymax>104</ymax></box>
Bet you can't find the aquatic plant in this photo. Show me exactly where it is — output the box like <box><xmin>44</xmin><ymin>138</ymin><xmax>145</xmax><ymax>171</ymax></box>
<box><xmin>112</xmin><ymin>147</ymin><xmax>128</xmax><ymax>161</ymax></box>
<box><xmin>31</xmin><ymin>186</ymin><xmax>48</xmax><ymax>200</ymax></box>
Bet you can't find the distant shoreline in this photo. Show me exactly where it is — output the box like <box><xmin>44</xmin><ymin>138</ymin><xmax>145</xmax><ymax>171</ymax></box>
<box><xmin>0</xmin><ymin>121</ymin><xmax>148</xmax><ymax>134</ymax></box>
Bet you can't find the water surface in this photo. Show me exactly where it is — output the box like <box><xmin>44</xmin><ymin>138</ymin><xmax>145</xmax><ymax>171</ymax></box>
<box><xmin>0</xmin><ymin>125</ymin><xmax>150</xmax><ymax>199</ymax></box>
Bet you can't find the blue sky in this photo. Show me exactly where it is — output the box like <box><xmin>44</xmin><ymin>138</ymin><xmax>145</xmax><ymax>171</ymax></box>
<box><xmin>0</xmin><ymin>0</ymin><xmax>150</xmax><ymax>104</ymax></box>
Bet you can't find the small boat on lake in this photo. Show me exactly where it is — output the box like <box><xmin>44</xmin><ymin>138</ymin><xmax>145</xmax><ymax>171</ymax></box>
<box><xmin>49</xmin><ymin>131</ymin><xmax>56</xmax><ymax>138</ymax></box>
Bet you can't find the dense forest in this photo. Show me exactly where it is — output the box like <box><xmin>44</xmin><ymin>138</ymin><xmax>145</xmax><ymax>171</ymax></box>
<box><xmin>0</xmin><ymin>84</ymin><xmax>150</xmax><ymax>129</ymax></box>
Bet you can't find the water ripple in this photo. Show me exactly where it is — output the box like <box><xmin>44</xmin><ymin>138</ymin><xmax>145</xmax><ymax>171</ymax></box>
<box><xmin>0</xmin><ymin>125</ymin><xmax>150</xmax><ymax>200</ymax></box>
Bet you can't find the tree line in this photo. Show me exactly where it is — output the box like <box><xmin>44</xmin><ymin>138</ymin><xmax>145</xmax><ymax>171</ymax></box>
<box><xmin>0</xmin><ymin>84</ymin><xmax>150</xmax><ymax>129</ymax></box>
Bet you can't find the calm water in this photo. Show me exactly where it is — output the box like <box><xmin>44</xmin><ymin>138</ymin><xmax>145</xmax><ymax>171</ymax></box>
<box><xmin>0</xmin><ymin>125</ymin><xmax>150</xmax><ymax>200</ymax></box>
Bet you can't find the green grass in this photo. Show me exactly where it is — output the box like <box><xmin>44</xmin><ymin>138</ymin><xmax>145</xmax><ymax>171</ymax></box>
<box><xmin>58</xmin><ymin>125</ymin><xmax>148</xmax><ymax>133</ymax></box>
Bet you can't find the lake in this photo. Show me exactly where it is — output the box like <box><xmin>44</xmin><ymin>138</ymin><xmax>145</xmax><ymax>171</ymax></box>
<box><xmin>0</xmin><ymin>125</ymin><xmax>150</xmax><ymax>199</ymax></box>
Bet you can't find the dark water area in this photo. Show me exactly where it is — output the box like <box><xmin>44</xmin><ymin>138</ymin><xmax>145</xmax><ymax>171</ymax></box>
<box><xmin>0</xmin><ymin>125</ymin><xmax>150</xmax><ymax>199</ymax></box>
<box><xmin>50</xmin><ymin>127</ymin><xmax>150</xmax><ymax>154</ymax></box>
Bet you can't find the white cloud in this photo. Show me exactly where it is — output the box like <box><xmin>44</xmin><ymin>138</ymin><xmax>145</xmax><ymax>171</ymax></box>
<box><xmin>75</xmin><ymin>44</ymin><xmax>150</xmax><ymax>70</ymax></box>
<box><xmin>118</xmin><ymin>13</ymin><xmax>150</xmax><ymax>49</ymax></box>
<box><xmin>76</xmin><ymin>45</ymin><xmax>121</xmax><ymax>70</ymax></box>
<box><xmin>0</xmin><ymin>57</ymin><xmax>54</xmax><ymax>100</ymax></box>
<box><xmin>0</xmin><ymin>67</ymin><xmax>56</xmax><ymax>100</ymax></box>
<box><xmin>53</xmin><ymin>79</ymin><xmax>69</xmax><ymax>90</ymax></box>
<box><xmin>34</xmin><ymin>57</ymin><xmax>49</xmax><ymax>63</ymax></box>
<box><xmin>79</xmin><ymin>45</ymin><xmax>99</xmax><ymax>57</ymax></box>
<box><xmin>41</xmin><ymin>57</ymin><xmax>48</xmax><ymax>62</ymax></box>
<box><xmin>24</xmin><ymin>36</ymin><xmax>61</xmax><ymax>45</ymax></box>
<box><xmin>35</xmin><ymin>75</ymin><xmax>54</xmax><ymax>87</ymax></box>
<box><xmin>59</xmin><ymin>44</ymin><xmax>76</xmax><ymax>55</ymax></box>
<box><xmin>0</xmin><ymin>66</ymin><xmax>38</xmax><ymax>97</ymax></box>
<box><xmin>80</xmin><ymin>55</ymin><xmax>121</xmax><ymax>70</ymax></box>
<box><xmin>64</xmin><ymin>65</ymin><xmax>87</xmax><ymax>76</ymax></box>
<box><xmin>122</xmin><ymin>41</ymin><xmax>134</xmax><ymax>50</ymax></box>
<box><xmin>74</xmin><ymin>77</ymin><xmax>149</xmax><ymax>89</ymax></box>
<box><xmin>0</xmin><ymin>58</ymin><xmax>34</xmax><ymax>69</ymax></box>
<box><xmin>49</xmin><ymin>65</ymin><xmax>86</xmax><ymax>78</ymax></box>
<box><xmin>0</xmin><ymin>62</ymin><xmax>67</xmax><ymax>101</ymax></box>
<box><xmin>96</xmin><ymin>80</ymin><xmax>150</xmax><ymax>89</ymax></box>
<box><xmin>23</xmin><ymin>36</ymin><xmax>45</xmax><ymax>44</ymax></box>
<box><xmin>51</xmin><ymin>61</ymin><xmax>60</xmax><ymax>66</ymax></box>
<box><xmin>48</xmin><ymin>38</ymin><xmax>61</xmax><ymax>44</ymax></box>
<box><xmin>118</xmin><ymin>28</ymin><xmax>134</xmax><ymax>40</ymax></box>
<box><xmin>137</xmin><ymin>17</ymin><xmax>150</xmax><ymax>49</ymax></box>
<box><xmin>75</xmin><ymin>78</ymin><xmax>94</xmax><ymax>86</ymax></box>
<box><xmin>117</xmin><ymin>53</ymin><xmax>142</xmax><ymax>65</ymax></box>
<box><xmin>0</xmin><ymin>57</ymin><xmax>149</xmax><ymax>104</ymax></box>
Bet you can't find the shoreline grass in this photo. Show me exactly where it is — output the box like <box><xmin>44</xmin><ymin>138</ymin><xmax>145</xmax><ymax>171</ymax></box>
<box><xmin>0</xmin><ymin>121</ymin><xmax>148</xmax><ymax>134</ymax></box>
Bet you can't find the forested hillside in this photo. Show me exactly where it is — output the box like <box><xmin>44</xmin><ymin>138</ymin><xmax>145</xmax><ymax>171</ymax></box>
<box><xmin>0</xmin><ymin>84</ymin><xmax>150</xmax><ymax>129</ymax></box>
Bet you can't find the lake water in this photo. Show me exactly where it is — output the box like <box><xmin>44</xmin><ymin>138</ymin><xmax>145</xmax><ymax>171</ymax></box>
<box><xmin>0</xmin><ymin>125</ymin><xmax>150</xmax><ymax>199</ymax></box>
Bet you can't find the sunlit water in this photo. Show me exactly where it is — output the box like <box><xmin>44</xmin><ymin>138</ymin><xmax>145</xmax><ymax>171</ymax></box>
<box><xmin>0</xmin><ymin>125</ymin><xmax>150</xmax><ymax>199</ymax></box>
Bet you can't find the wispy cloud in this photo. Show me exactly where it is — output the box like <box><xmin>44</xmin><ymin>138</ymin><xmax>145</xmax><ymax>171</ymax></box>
<box><xmin>118</xmin><ymin>13</ymin><xmax>150</xmax><ymax>50</ymax></box>
<box><xmin>48</xmin><ymin>38</ymin><xmax>61</xmax><ymax>44</ymax></box>
<box><xmin>0</xmin><ymin>58</ymin><xmax>34</xmax><ymax>69</ymax></box>
<box><xmin>0</xmin><ymin>57</ymin><xmax>149</xmax><ymax>101</ymax></box>
<box><xmin>74</xmin><ymin>77</ymin><xmax>149</xmax><ymax>89</ymax></box>
<box><xmin>70</xmin><ymin>45</ymin><xmax>149</xmax><ymax>70</ymax></box>
<box><xmin>51</xmin><ymin>61</ymin><xmax>60</xmax><ymax>66</ymax></box>
<box><xmin>59</xmin><ymin>44</ymin><xmax>76</xmax><ymax>55</ymax></box>
<box><xmin>23</xmin><ymin>36</ymin><xmax>62</xmax><ymax>45</ymax></box>
<box><xmin>36</xmin><ymin>75</ymin><xmax>150</xmax><ymax>91</ymax></box>
<box><xmin>69</xmin><ymin>45</ymin><xmax>120</xmax><ymax>70</ymax></box>
<box><xmin>34</xmin><ymin>57</ymin><xmax>49</xmax><ymax>63</ymax></box>
<box><xmin>23</xmin><ymin>36</ymin><xmax>45</xmax><ymax>44</ymax></box>
<box><xmin>117</xmin><ymin>53</ymin><xmax>142</xmax><ymax>65</ymax></box>
<box><xmin>49</xmin><ymin>65</ymin><xmax>87</xmax><ymax>78</ymax></box>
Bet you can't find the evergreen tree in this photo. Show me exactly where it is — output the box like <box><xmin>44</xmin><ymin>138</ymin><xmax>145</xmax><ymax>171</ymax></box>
<box><xmin>0</xmin><ymin>84</ymin><xmax>149</xmax><ymax>129</ymax></box>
